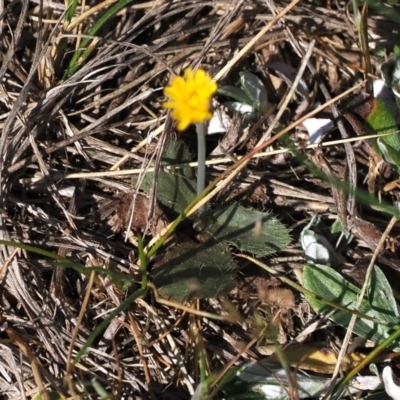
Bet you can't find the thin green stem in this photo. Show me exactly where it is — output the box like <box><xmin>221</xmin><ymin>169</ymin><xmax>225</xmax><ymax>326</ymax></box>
<box><xmin>196</xmin><ymin>122</ymin><xmax>207</xmax><ymax>217</ymax></box>
<box><xmin>137</xmin><ymin>234</ymin><xmax>148</xmax><ymax>289</ymax></box>
<box><xmin>335</xmin><ymin>325</ymin><xmax>400</xmax><ymax>392</ymax></box>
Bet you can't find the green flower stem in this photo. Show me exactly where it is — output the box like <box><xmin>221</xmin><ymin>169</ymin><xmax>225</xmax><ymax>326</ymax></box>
<box><xmin>146</xmin><ymin>82</ymin><xmax>365</xmax><ymax>258</ymax></box>
<box><xmin>137</xmin><ymin>234</ymin><xmax>148</xmax><ymax>290</ymax></box>
<box><xmin>196</xmin><ymin>122</ymin><xmax>207</xmax><ymax>218</ymax></box>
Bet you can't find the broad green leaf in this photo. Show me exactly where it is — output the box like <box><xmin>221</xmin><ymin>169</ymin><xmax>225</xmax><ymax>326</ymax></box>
<box><xmin>141</xmin><ymin>140</ymin><xmax>197</xmax><ymax>215</ymax></box>
<box><xmin>330</xmin><ymin>218</ymin><xmax>353</xmax><ymax>247</ymax></box>
<box><xmin>223</xmin><ymin>361</ymin><xmax>331</xmax><ymax>400</ymax></box>
<box><xmin>331</xmin><ymin>218</ymin><xmax>344</xmax><ymax>234</ymax></box>
<box><xmin>152</xmin><ymin>168</ymin><xmax>196</xmax><ymax>216</ymax></box>
<box><xmin>160</xmin><ymin>138</ymin><xmax>193</xmax><ymax>167</ymax></box>
<box><xmin>153</xmin><ymin>240</ymin><xmax>235</xmax><ymax>302</ymax></box>
<box><xmin>204</xmin><ymin>204</ymin><xmax>290</xmax><ymax>256</ymax></box>
<box><xmin>367</xmin><ymin>266</ymin><xmax>399</xmax><ymax>323</ymax></box>
<box><xmin>223</xmin><ymin>359</ymin><xmax>380</xmax><ymax>400</ymax></box>
<box><xmin>344</xmin><ymin>92</ymin><xmax>400</xmax><ymax>171</ymax></box>
<box><xmin>377</xmin><ymin>138</ymin><xmax>400</xmax><ymax>168</ymax></box>
<box><xmin>303</xmin><ymin>264</ymin><xmax>400</xmax><ymax>351</ymax></box>
<box><xmin>366</xmin><ymin>98</ymin><xmax>400</xmax><ymax>167</ymax></box>
<box><xmin>218</xmin><ymin>85</ymin><xmax>254</xmax><ymax>106</ymax></box>
<box><xmin>239</xmin><ymin>71</ymin><xmax>268</xmax><ymax>114</ymax></box>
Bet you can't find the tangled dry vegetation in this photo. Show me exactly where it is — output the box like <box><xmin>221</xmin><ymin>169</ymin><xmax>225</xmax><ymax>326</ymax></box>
<box><xmin>1</xmin><ymin>1</ymin><xmax>400</xmax><ymax>399</ymax></box>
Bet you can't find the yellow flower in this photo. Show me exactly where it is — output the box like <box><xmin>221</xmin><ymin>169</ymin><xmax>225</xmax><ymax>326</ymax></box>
<box><xmin>163</xmin><ymin>68</ymin><xmax>218</xmax><ymax>131</ymax></box>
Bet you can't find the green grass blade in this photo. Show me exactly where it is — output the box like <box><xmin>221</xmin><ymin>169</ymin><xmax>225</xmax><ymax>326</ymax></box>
<box><xmin>137</xmin><ymin>234</ymin><xmax>148</xmax><ymax>289</ymax></box>
<box><xmin>0</xmin><ymin>239</ymin><xmax>133</xmax><ymax>291</ymax></box>
<box><xmin>64</xmin><ymin>0</ymin><xmax>133</xmax><ymax>80</ymax></box>
<box><xmin>66</xmin><ymin>0</ymin><xmax>79</xmax><ymax>22</ymax></box>
<box><xmin>73</xmin><ymin>287</ymin><xmax>147</xmax><ymax>364</ymax></box>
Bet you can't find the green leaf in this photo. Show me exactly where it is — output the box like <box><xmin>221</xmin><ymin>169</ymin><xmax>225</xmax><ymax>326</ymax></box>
<box><xmin>204</xmin><ymin>204</ymin><xmax>290</xmax><ymax>256</ymax></box>
<box><xmin>239</xmin><ymin>71</ymin><xmax>268</xmax><ymax>114</ymax></box>
<box><xmin>367</xmin><ymin>266</ymin><xmax>399</xmax><ymax>324</ymax></box>
<box><xmin>223</xmin><ymin>361</ymin><xmax>331</xmax><ymax>400</ymax></box>
<box><xmin>367</xmin><ymin>98</ymin><xmax>398</xmax><ymax>143</ymax></box>
<box><xmin>218</xmin><ymin>85</ymin><xmax>254</xmax><ymax>106</ymax></box>
<box><xmin>141</xmin><ymin>140</ymin><xmax>197</xmax><ymax>215</ymax></box>
<box><xmin>345</xmin><ymin>92</ymin><xmax>400</xmax><ymax>170</ymax></box>
<box><xmin>366</xmin><ymin>98</ymin><xmax>400</xmax><ymax>167</ymax></box>
<box><xmin>160</xmin><ymin>138</ymin><xmax>193</xmax><ymax>167</ymax></box>
<box><xmin>377</xmin><ymin>138</ymin><xmax>400</xmax><ymax>168</ymax></box>
<box><xmin>302</xmin><ymin>264</ymin><xmax>400</xmax><ymax>351</ymax></box>
<box><xmin>153</xmin><ymin>240</ymin><xmax>236</xmax><ymax>302</ymax></box>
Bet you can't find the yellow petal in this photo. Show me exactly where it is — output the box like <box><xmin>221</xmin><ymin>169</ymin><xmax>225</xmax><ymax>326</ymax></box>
<box><xmin>162</xmin><ymin>101</ymin><xmax>175</xmax><ymax>109</ymax></box>
<box><xmin>177</xmin><ymin>118</ymin><xmax>191</xmax><ymax>131</ymax></box>
<box><xmin>163</xmin><ymin>68</ymin><xmax>217</xmax><ymax>131</ymax></box>
<box><xmin>183</xmin><ymin>68</ymin><xmax>194</xmax><ymax>81</ymax></box>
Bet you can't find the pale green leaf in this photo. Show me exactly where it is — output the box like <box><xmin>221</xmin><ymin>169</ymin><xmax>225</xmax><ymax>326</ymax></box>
<box><xmin>141</xmin><ymin>140</ymin><xmax>197</xmax><ymax>215</ymax></box>
<box><xmin>224</xmin><ymin>361</ymin><xmax>331</xmax><ymax>400</ymax></box>
<box><xmin>204</xmin><ymin>204</ymin><xmax>290</xmax><ymax>256</ymax></box>
<box><xmin>153</xmin><ymin>240</ymin><xmax>235</xmax><ymax>302</ymax></box>
<box><xmin>303</xmin><ymin>264</ymin><xmax>400</xmax><ymax>351</ymax></box>
<box><xmin>218</xmin><ymin>85</ymin><xmax>254</xmax><ymax>105</ymax></box>
<box><xmin>239</xmin><ymin>71</ymin><xmax>268</xmax><ymax>114</ymax></box>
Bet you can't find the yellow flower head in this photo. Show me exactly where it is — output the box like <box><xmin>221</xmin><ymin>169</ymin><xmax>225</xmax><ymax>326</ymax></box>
<box><xmin>163</xmin><ymin>68</ymin><xmax>218</xmax><ymax>131</ymax></box>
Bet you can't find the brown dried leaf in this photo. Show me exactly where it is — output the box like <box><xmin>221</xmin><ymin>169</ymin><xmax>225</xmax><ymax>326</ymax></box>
<box><xmin>258</xmin><ymin>287</ymin><xmax>295</xmax><ymax>308</ymax></box>
<box><xmin>116</xmin><ymin>193</ymin><xmax>168</xmax><ymax>237</ymax></box>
